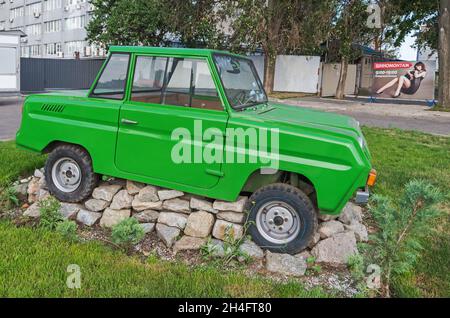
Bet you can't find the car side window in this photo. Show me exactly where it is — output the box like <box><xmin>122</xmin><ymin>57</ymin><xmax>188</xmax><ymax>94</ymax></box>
<box><xmin>131</xmin><ymin>56</ymin><xmax>167</xmax><ymax>104</ymax></box>
<box><xmin>92</xmin><ymin>53</ymin><xmax>130</xmax><ymax>100</ymax></box>
<box><xmin>131</xmin><ymin>56</ymin><xmax>223</xmax><ymax>111</ymax></box>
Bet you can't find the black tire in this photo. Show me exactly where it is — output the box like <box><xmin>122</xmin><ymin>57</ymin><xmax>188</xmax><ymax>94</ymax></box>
<box><xmin>246</xmin><ymin>183</ymin><xmax>318</xmax><ymax>255</ymax></box>
<box><xmin>45</xmin><ymin>144</ymin><xmax>98</xmax><ymax>203</ymax></box>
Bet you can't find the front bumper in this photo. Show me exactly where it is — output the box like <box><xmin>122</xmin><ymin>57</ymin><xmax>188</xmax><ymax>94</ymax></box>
<box><xmin>355</xmin><ymin>186</ymin><xmax>370</xmax><ymax>205</ymax></box>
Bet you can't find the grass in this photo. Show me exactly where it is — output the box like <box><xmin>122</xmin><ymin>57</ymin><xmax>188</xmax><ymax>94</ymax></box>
<box><xmin>0</xmin><ymin>141</ymin><xmax>46</xmax><ymax>187</ymax></box>
<box><xmin>363</xmin><ymin>127</ymin><xmax>450</xmax><ymax>298</ymax></box>
<box><xmin>0</xmin><ymin>128</ymin><xmax>449</xmax><ymax>297</ymax></box>
<box><xmin>0</xmin><ymin>222</ymin><xmax>328</xmax><ymax>298</ymax></box>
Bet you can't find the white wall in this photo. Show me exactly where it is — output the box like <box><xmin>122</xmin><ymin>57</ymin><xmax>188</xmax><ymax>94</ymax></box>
<box><xmin>273</xmin><ymin>55</ymin><xmax>321</xmax><ymax>93</ymax></box>
<box><xmin>320</xmin><ymin>63</ymin><xmax>357</xmax><ymax>97</ymax></box>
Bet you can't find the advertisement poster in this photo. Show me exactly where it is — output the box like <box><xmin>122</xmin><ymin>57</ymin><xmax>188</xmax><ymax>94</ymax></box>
<box><xmin>372</xmin><ymin>61</ymin><xmax>436</xmax><ymax>100</ymax></box>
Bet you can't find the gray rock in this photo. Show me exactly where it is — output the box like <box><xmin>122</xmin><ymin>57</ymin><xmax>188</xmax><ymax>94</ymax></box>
<box><xmin>126</xmin><ymin>180</ymin><xmax>145</xmax><ymax>195</ymax></box>
<box><xmin>132</xmin><ymin>197</ymin><xmax>163</xmax><ymax>212</ymax></box>
<box><xmin>27</xmin><ymin>177</ymin><xmax>40</xmax><ymax>203</ymax></box>
<box><xmin>338</xmin><ymin>202</ymin><xmax>363</xmax><ymax>225</ymax></box>
<box><xmin>212</xmin><ymin>220</ymin><xmax>243</xmax><ymax>241</ymax></box>
<box><xmin>265</xmin><ymin>252</ymin><xmax>307</xmax><ymax>277</ymax></box>
<box><xmin>157</xmin><ymin>189</ymin><xmax>184</xmax><ymax>201</ymax></box>
<box><xmin>23</xmin><ymin>202</ymin><xmax>40</xmax><ymax>218</ymax></box>
<box><xmin>37</xmin><ymin>189</ymin><xmax>50</xmax><ymax>201</ymax></box>
<box><xmin>213</xmin><ymin>196</ymin><xmax>248</xmax><ymax>213</ymax></box>
<box><xmin>173</xmin><ymin>236</ymin><xmax>206</xmax><ymax>254</ymax></box>
<box><xmin>156</xmin><ymin>223</ymin><xmax>180</xmax><ymax>247</ymax></box>
<box><xmin>13</xmin><ymin>183</ymin><xmax>28</xmax><ymax>200</ymax></box>
<box><xmin>38</xmin><ymin>177</ymin><xmax>47</xmax><ymax>190</ymax></box>
<box><xmin>136</xmin><ymin>185</ymin><xmax>159</xmax><ymax>202</ymax></box>
<box><xmin>217</xmin><ymin>211</ymin><xmax>246</xmax><ymax>224</ymax></box>
<box><xmin>190</xmin><ymin>197</ymin><xmax>218</xmax><ymax>214</ymax></box>
<box><xmin>318</xmin><ymin>220</ymin><xmax>345</xmax><ymax>239</ymax></box>
<box><xmin>239</xmin><ymin>240</ymin><xmax>264</xmax><ymax>260</ymax></box>
<box><xmin>162</xmin><ymin>198</ymin><xmax>190</xmax><ymax>213</ymax></box>
<box><xmin>158</xmin><ymin>212</ymin><xmax>188</xmax><ymax>229</ymax></box>
<box><xmin>344</xmin><ymin>222</ymin><xmax>369</xmax><ymax>242</ymax></box>
<box><xmin>34</xmin><ymin>169</ymin><xmax>44</xmax><ymax>178</ymax></box>
<box><xmin>110</xmin><ymin>190</ymin><xmax>133</xmax><ymax>210</ymax></box>
<box><xmin>184</xmin><ymin>211</ymin><xmax>215</xmax><ymax>238</ymax></box>
<box><xmin>92</xmin><ymin>184</ymin><xmax>122</xmax><ymax>202</ymax></box>
<box><xmin>296</xmin><ymin>250</ymin><xmax>313</xmax><ymax>262</ymax></box>
<box><xmin>311</xmin><ymin>231</ymin><xmax>358</xmax><ymax>265</ymax></box>
<box><xmin>59</xmin><ymin>203</ymin><xmax>82</xmax><ymax>219</ymax></box>
<box><xmin>76</xmin><ymin>209</ymin><xmax>102</xmax><ymax>226</ymax></box>
<box><xmin>140</xmin><ymin>223</ymin><xmax>155</xmax><ymax>234</ymax></box>
<box><xmin>100</xmin><ymin>208</ymin><xmax>131</xmax><ymax>228</ymax></box>
<box><xmin>308</xmin><ymin>231</ymin><xmax>321</xmax><ymax>249</ymax></box>
<box><xmin>207</xmin><ymin>239</ymin><xmax>225</xmax><ymax>257</ymax></box>
<box><xmin>133</xmin><ymin>210</ymin><xmax>160</xmax><ymax>223</ymax></box>
<box><xmin>85</xmin><ymin>198</ymin><xmax>109</xmax><ymax>212</ymax></box>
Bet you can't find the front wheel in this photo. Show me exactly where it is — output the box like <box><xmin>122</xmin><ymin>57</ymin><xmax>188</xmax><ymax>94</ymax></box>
<box><xmin>45</xmin><ymin>144</ymin><xmax>98</xmax><ymax>203</ymax></box>
<box><xmin>246</xmin><ymin>183</ymin><xmax>317</xmax><ymax>255</ymax></box>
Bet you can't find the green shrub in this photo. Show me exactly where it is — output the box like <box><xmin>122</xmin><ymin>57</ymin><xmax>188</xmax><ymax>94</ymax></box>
<box><xmin>0</xmin><ymin>186</ymin><xmax>19</xmax><ymax>211</ymax></box>
<box><xmin>369</xmin><ymin>179</ymin><xmax>443</xmax><ymax>297</ymax></box>
<box><xmin>111</xmin><ymin>218</ymin><xmax>145</xmax><ymax>249</ymax></box>
<box><xmin>56</xmin><ymin>220</ymin><xmax>78</xmax><ymax>241</ymax></box>
<box><xmin>39</xmin><ymin>196</ymin><xmax>62</xmax><ymax>230</ymax></box>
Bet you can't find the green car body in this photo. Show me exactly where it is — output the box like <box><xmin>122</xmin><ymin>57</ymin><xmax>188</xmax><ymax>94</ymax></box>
<box><xmin>16</xmin><ymin>46</ymin><xmax>373</xmax><ymax>216</ymax></box>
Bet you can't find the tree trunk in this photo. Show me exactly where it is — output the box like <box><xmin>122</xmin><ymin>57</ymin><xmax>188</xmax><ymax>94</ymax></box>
<box><xmin>263</xmin><ymin>53</ymin><xmax>276</xmax><ymax>95</ymax></box>
<box><xmin>438</xmin><ymin>0</ymin><xmax>450</xmax><ymax>108</ymax></box>
<box><xmin>336</xmin><ymin>57</ymin><xmax>349</xmax><ymax>100</ymax></box>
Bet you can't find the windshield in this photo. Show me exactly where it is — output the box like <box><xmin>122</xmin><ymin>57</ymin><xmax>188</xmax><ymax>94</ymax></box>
<box><xmin>213</xmin><ymin>54</ymin><xmax>267</xmax><ymax>109</ymax></box>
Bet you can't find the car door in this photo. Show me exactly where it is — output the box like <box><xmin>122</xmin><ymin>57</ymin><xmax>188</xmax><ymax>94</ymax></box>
<box><xmin>115</xmin><ymin>54</ymin><xmax>228</xmax><ymax>189</ymax></box>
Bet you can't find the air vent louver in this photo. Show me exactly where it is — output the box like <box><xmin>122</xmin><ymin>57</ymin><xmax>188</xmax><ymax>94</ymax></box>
<box><xmin>41</xmin><ymin>104</ymin><xmax>65</xmax><ymax>113</ymax></box>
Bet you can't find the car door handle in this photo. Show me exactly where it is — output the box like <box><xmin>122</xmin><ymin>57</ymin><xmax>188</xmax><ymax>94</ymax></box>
<box><xmin>121</xmin><ymin>119</ymin><xmax>139</xmax><ymax>125</ymax></box>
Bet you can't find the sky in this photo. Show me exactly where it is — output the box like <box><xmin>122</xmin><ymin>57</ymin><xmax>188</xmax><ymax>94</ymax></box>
<box><xmin>398</xmin><ymin>33</ymin><xmax>417</xmax><ymax>61</ymax></box>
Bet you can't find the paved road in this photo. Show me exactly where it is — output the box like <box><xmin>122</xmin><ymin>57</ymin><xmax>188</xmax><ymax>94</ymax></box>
<box><xmin>1</xmin><ymin>96</ymin><xmax>450</xmax><ymax>141</ymax></box>
<box><xmin>0</xmin><ymin>96</ymin><xmax>23</xmax><ymax>141</ymax></box>
<box><xmin>273</xmin><ymin>97</ymin><xmax>450</xmax><ymax>137</ymax></box>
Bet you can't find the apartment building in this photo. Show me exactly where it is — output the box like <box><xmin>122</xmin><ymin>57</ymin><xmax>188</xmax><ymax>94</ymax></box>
<box><xmin>0</xmin><ymin>0</ymin><xmax>105</xmax><ymax>58</ymax></box>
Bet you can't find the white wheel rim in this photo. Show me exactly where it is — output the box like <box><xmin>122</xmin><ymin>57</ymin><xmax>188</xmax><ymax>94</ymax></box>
<box><xmin>51</xmin><ymin>157</ymin><xmax>82</xmax><ymax>193</ymax></box>
<box><xmin>256</xmin><ymin>201</ymin><xmax>301</xmax><ymax>244</ymax></box>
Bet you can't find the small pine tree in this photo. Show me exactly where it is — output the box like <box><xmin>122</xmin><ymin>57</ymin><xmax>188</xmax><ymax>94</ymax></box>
<box><xmin>111</xmin><ymin>218</ymin><xmax>145</xmax><ymax>252</ymax></box>
<box><xmin>369</xmin><ymin>180</ymin><xmax>443</xmax><ymax>297</ymax></box>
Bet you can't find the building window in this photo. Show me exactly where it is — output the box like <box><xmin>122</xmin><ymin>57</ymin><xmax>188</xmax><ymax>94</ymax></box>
<box><xmin>0</xmin><ymin>21</ymin><xmax>5</xmax><ymax>31</ymax></box>
<box><xmin>44</xmin><ymin>20</ymin><xmax>61</xmax><ymax>33</ymax></box>
<box><xmin>44</xmin><ymin>0</ymin><xmax>62</xmax><ymax>11</ymax></box>
<box><xmin>10</xmin><ymin>7</ymin><xmax>25</xmax><ymax>20</ymax></box>
<box><xmin>67</xmin><ymin>0</ymin><xmax>87</xmax><ymax>5</ymax></box>
<box><xmin>26</xmin><ymin>2</ymin><xmax>42</xmax><ymax>16</ymax></box>
<box><xmin>65</xmin><ymin>40</ymin><xmax>84</xmax><ymax>57</ymax></box>
<box><xmin>65</xmin><ymin>15</ymin><xmax>86</xmax><ymax>30</ymax></box>
<box><xmin>25</xmin><ymin>23</ymin><xmax>42</xmax><ymax>36</ymax></box>
<box><xmin>46</xmin><ymin>43</ymin><xmax>62</xmax><ymax>56</ymax></box>
<box><xmin>21</xmin><ymin>46</ymin><xmax>30</xmax><ymax>58</ymax></box>
<box><xmin>30</xmin><ymin>45</ymin><xmax>41</xmax><ymax>57</ymax></box>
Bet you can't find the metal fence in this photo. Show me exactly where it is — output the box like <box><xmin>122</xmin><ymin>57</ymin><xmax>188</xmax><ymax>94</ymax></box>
<box><xmin>20</xmin><ymin>58</ymin><xmax>105</xmax><ymax>93</ymax></box>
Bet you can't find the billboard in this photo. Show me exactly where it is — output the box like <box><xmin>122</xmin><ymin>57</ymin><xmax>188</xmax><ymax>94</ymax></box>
<box><xmin>371</xmin><ymin>61</ymin><xmax>436</xmax><ymax>100</ymax></box>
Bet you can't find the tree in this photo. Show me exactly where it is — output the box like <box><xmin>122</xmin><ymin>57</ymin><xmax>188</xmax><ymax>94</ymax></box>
<box><xmin>332</xmin><ymin>0</ymin><xmax>372</xmax><ymax>99</ymax></box>
<box><xmin>223</xmin><ymin>0</ymin><xmax>336</xmax><ymax>94</ymax></box>
<box><xmin>87</xmin><ymin>0</ymin><xmax>224</xmax><ymax>49</ymax></box>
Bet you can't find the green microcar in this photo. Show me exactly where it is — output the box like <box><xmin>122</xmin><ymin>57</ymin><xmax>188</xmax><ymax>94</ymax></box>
<box><xmin>16</xmin><ymin>46</ymin><xmax>376</xmax><ymax>254</ymax></box>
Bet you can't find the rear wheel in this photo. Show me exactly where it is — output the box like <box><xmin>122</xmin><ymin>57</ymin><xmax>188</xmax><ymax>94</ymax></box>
<box><xmin>246</xmin><ymin>183</ymin><xmax>317</xmax><ymax>255</ymax></box>
<box><xmin>45</xmin><ymin>144</ymin><xmax>98</xmax><ymax>203</ymax></box>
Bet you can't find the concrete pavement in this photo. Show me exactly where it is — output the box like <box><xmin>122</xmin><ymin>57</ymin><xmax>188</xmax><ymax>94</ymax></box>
<box><xmin>272</xmin><ymin>96</ymin><xmax>450</xmax><ymax>137</ymax></box>
<box><xmin>0</xmin><ymin>96</ymin><xmax>23</xmax><ymax>141</ymax></box>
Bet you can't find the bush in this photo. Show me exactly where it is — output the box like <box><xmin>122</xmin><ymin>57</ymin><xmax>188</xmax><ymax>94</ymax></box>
<box><xmin>0</xmin><ymin>186</ymin><xmax>19</xmax><ymax>211</ymax></box>
<box><xmin>111</xmin><ymin>218</ymin><xmax>145</xmax><ymax>250</ymax></box>
<box><xmin>56</xmin><ymin>220</ymin><xmax>78</xmax><ymax>241</ymax></box>
<box><xmin>369</xmin><ymin>179</ymin><xmax>443</xmax><ymax>297</ymax></box>
<box><xmin>39</xmin><ymin>196</ymin><xmax>63</xmax><ymax>230</ymax></box>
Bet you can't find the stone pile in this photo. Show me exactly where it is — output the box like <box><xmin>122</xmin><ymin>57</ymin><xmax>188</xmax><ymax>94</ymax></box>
<box><xmin>18</xmin><ymin>168</ymin><xmax>369</xmax><ymax>277</ymax></box>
